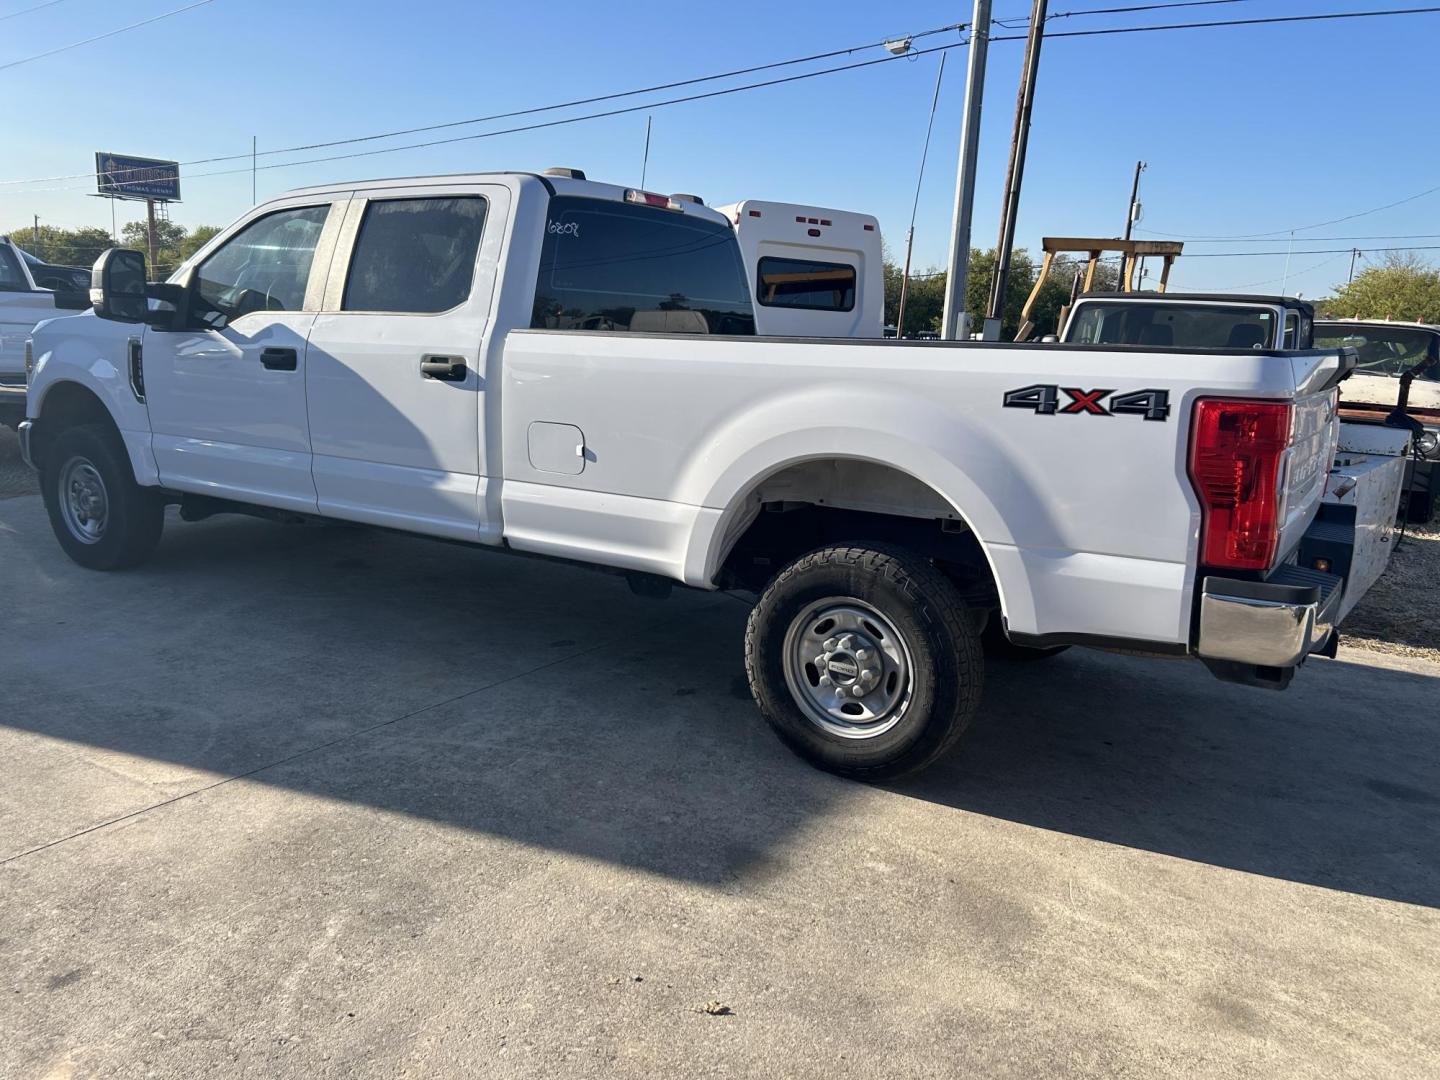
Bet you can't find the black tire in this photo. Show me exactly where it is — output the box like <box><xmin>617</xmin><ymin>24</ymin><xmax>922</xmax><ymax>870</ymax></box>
<box><xmin>40</xmin><ymin>423</ymin><xmax>164</xmax><ymax>570</ymax></box>
<box><xmin>981</xmin><ymin>616</ymin><xmax>1070</xmax><ymax>661</ymax></box>
<box><xmin>744</xmin><ymin>544</ymin><xmax>983</xmax><ymax>781</ymax></box>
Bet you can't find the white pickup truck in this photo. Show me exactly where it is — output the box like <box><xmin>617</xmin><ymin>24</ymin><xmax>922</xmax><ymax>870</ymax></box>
<box><xmin>20</xmin><ymin>169</ymin><xmax>1356</xmax><ymax>779</ymax></box>
<box><xmin>1</xmin><ymin>236</ymin><xmax>88</xmax><ymax>429</ymax></box>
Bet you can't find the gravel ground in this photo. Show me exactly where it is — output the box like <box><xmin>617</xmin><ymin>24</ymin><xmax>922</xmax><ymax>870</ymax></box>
<box><xmin>0</xmin><ymin>426</ymin><xmax>37</xmax><ymax>499</ymax></box>
<box><xmin>1339</xmin><ymin>522</ymin><xmax>1440</xmax><ymax>662</ymax></box>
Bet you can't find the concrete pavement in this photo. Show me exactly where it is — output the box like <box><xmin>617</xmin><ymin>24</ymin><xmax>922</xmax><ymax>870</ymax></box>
<box><xmin>2</xmin><ymin>493</ymin><xmax>1437</xmax><ymax>1079</ymax></box>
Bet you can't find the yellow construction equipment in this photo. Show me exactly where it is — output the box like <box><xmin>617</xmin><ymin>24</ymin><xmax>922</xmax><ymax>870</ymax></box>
<box><xmin>1015</xmin><ymin>236</ymin><xmax>1184</xmax><ymax>341</ymax></box>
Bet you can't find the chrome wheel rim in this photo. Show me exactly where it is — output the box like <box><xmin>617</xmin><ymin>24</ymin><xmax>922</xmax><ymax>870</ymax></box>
<box><xmin>59</xmin><ymin>456</ymin><xmax>109</xmax><ymax>544</ymax></box>
<box><xmin>781</xmin><ymin>597</ymin><xmax>914</xmax><ymax>739</ymax></box>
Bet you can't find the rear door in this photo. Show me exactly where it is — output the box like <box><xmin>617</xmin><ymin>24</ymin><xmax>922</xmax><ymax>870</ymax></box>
<box><xmin>304</xmin><ymin>185</ymin><xmax>505</xmax><ymax>541</ymax></box>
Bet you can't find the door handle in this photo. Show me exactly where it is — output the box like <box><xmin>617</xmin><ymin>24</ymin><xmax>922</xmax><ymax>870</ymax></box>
<box><xmin>420</xmin><ymin>355</ymin><xmax>467</xmax><ymax>382</ymax></box>
<box><xmin>260</xmin><ymin>346</ymin><xmax>298</xmax><ymax>371</ymax></box>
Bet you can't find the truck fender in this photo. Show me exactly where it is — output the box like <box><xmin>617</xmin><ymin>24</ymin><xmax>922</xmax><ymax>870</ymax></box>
<box><xmin>676</xmin><ymin>386</ymin><xmax>1064</xmax><ymax>610</ymax></box>
<box><xmin>28</xmin><ymin>319</ymin><xmax>157</xmax><ymax>486</ymax></box>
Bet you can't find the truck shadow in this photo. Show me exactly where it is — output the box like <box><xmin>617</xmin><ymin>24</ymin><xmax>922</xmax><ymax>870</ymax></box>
<box><xmin>3</xmin><ymin>506</ymin><xmax>1437</xmax><ymax>907</ymax></box>
<box><xmin>895</xmin><ymin>647</ymin><xmax>1440</xmax><ymax>909</ymax></box>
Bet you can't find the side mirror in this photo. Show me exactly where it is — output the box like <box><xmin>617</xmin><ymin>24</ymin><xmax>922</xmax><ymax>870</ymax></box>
<box><xmin>91</xmin><ymin>248</ymin><xmax>149</xmax><ymax>323</ymax></box>
<box><xmin>51</xmin><ymin>287</ymin><xmax>90</xmax><ymax>311</ymax></box>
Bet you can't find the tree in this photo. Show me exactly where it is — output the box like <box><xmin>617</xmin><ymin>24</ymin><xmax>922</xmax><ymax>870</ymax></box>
<box><xmin>178</xmin><ymin>225</ymin><xmax>221</xmax><ymax>261</ymax></box>
<box><xmin>885</xmin><ymin>248</ymin><xmax>1042</xmax><ymax>339</ymax></box>
<box><xmin>1317</xmin><ymin>252</ymin><xmax>1440</xmax><ymax>323</ymax></box>
<box><xmin>8</xmin><ymin>225</ymin><xmax>114</xmax><ymax>268</ymax></box>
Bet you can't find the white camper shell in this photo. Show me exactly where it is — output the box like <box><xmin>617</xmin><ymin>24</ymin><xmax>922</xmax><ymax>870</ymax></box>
<box><xmin>716</xmin><ymin>200</ymin><xmax>883</xmax><ymax>338</ymax></box>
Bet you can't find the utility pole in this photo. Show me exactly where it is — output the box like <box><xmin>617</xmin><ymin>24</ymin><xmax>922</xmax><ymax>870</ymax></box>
<box><xmin>940</xmin><ymin>0</ymin><xmax>992</xmax><ymax>341</ymax></box>
<box><xmin>1121</xmin><ymin>160</ymin><xmax>1145</xmax><ymax>290</ymax></box>
<box><xmin>985</xmin><ymin>0</ymin><xmax>1047</xmax><ymax>340</ymax></box>
<box><xmin>145</xmin><ymin>198</ymin><xmax>159</xmax><ymax>271</ymax></box>
<box><xmin>33</xmin><ymin>214</ymin><xmax>40</xmax><ymax>259</ymax></box>
<box><xmin>1348</xmin><ymin>248</ymin><xmax>1361</xmax><ymax>283</ymax></box>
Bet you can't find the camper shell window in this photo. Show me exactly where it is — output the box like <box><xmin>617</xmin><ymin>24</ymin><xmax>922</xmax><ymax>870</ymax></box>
<box><xmin>756</xmin><ymin>256</ymin><xmax>856</xmax><ymax>312</ymax></box>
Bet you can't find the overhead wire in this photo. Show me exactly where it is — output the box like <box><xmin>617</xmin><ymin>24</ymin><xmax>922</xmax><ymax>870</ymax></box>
<box><xmin>0</xmin><ymin>0</ymin><xmax>217</xmax><ymax>72</ymax></box>
<box><xmin>6</xmin><ymin>5</ymin><xmax>1440</xmax><ymax>194</ymax></box>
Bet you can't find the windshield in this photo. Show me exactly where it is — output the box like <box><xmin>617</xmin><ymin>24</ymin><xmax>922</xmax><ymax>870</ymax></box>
<box><xmin>1314</xmin><ymin>325</ymin><xmax>1438</xmax><ymax>381</ymax></box>
<box><xmin>1067</xmin><ymin>302</ymin><xmax>1277</xmax><ymax>349</ymax></box>
<box><xmin>17</xmin><ymin>247</ymin><xmax>42</xmax><ymax>266</ymax></box>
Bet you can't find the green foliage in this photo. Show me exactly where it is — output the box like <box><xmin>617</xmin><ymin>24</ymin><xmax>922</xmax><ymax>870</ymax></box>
<box><xmin>884</xmin><ymin>249</ymin><xmax>1118</xmax><ymax>339</ymax></box>
<box><xmin>1317</xmin><ymin>252</ymin><xmax>1440</xmax><ymax>323</ymax></box>
<box><xmin>7</xmin><ymin>225</ymin><xmax>114</xmax><ymax>269</ymax></box>
<box><xmin>6</xmin><ymin>220</ymin><xmax>224</xmax><ymax>279</ymax></box>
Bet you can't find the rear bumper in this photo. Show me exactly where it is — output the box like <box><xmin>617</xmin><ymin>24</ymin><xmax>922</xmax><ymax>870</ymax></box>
<box><xmin>1196</xmin><ymin>564</ymin><xmax>1343</xmax><ymax>670</ymax></box>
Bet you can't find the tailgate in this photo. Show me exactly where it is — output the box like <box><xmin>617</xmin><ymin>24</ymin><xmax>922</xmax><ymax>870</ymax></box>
<box><xmin>1274</xmin><ymin>354</ymin><xmax>1344</xmax><ymax>567</ymax></box>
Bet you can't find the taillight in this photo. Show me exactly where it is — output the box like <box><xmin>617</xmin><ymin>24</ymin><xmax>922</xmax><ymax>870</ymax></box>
<box><xmin>624</xmin><ymin>189</ymin><xmax>679</xmax><ymax>211</ymax></box>
<box><xmin>1188</xmin><ymin>398</ymin><xmax>1292</xmax><ymax>571</ymax></box>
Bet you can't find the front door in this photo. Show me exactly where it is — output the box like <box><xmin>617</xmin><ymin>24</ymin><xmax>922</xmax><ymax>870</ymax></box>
<box><xmin>142</xmin><ymin>199</ymin><xmax>345</xmax><ymax>513</ymax></box>
<box><xmin>304</xmin><ymin>186</ymin><xmax>503</xmax><ymax>541</ymax></box>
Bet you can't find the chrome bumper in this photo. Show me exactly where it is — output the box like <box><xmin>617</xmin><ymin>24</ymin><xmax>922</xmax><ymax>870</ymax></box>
<box><xmin>1196</xmin><ymin>564</ymin><xmax>1343</xmax><ymax>670</ymax></box>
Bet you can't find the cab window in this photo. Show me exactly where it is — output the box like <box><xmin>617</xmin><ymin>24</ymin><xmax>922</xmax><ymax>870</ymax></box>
<box><xmin>343</xmin><ymin>197</ymin><xmax>487</xmax><ymax>313</ymax></box>
<box><xmin>531</xmin><ymin>196</ymin><xmax>755</xmax><ymax>335</ymax></box>
<box><xmin>195</xmin><ymin>205</ymin><xmax>330</xmax><ymax>321</ymax></box>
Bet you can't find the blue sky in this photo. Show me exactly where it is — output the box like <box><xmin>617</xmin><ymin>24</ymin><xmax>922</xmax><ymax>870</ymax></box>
<box><xmin>3</xmin><ymin>0</ymin><xmax>1437</xmax><ymax>299</ymax></box>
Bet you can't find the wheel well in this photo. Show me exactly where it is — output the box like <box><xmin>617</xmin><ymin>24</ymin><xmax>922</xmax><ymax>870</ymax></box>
<box><xmin>716</xmin><ymin>460</ymin><xmax>1000</xmax><ymax>612</ymax></box>
<box><xmin>32</xmin><ymin>382</ymin><xmax>119</xmax><ymax>469</ymax></box>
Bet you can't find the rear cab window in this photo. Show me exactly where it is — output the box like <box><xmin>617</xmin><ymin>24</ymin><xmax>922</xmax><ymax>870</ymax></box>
<box><xmin>1067</xmin><ymin>302</ymin><xmax>1278</xmax><ymax>349</ymax></box>
<box><xmin>531</xmin><ymin>196</ymin><xmax>755</xmax><ymax>335</ymax></box>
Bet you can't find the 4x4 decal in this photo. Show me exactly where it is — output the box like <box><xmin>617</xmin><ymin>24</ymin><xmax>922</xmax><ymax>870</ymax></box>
<box><xmin>1003</xmin><ymin>384</ymin><xmax>1171</xmax><ymax>422</ymax></box>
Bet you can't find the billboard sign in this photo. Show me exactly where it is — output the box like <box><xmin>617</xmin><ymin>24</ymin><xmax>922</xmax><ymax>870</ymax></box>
<box><xmin>95</xmin><ymin>152</ymin><xmax>181</xmax><ymax>202</ymax></box>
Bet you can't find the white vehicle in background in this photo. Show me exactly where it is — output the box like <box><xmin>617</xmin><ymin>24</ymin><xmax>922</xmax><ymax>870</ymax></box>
<box><xmin>1316</xmin><ymin>320</ymin><xmax>1440</xmax><ymax>522</ymax></box>
<box><xmin>717</xmin><ymin>199</ymin><xmax>883</xmax><ymax>337</ymax></box>
<box><xmin>1</xmin><ymin>236</ymin><xmax>77</xmax><ymax>428</ymax></box>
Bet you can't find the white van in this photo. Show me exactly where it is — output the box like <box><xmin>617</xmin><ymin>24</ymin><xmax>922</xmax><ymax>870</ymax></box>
<box><xmin>716</xmin><ymin>200</ymin><xmax>883</xmax><ymax>338</ymax></box>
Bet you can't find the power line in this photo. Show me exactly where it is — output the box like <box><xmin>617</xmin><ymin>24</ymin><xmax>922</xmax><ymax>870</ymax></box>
<box><xmin>6</xmin><ymin>4</ymin><xmax>1438</xmax><ymax>194</ymax></box>
<box><xmin>1174</xmin><ymin>249</ymin><xmax>1354</xmax><ymax>292</ymax></box>
<box><xmin>1140</xmin><ymin>179</ymin><xmax>1440</xmax><ymax>240</ymax></box>
<box><xmin>995</xmin><ymin>0</ymin><xmax>1250</xmax><ymax>26</ymax></box>
<box><xmin>0</xmin><ymin>20</ymin><xmax>970</xmax><ymax>186</ymax></box>
<box><xmin>1150</xmin><ymin>232</ymin><xmax>1440</xmax><ymax>244</ymax></box>
<box><xmin>0</xmin><ymin>0</ymin><xmax>71</xmax><ymax>21</ymax></box>
<box><xmin>1183</xmin><ymin>244</ymin><xmax>1440</xmax><ymax>258</ymax></box>
<box><xmin>0</xmin><ymin>0</ymin><xmax>217</xmax><ymax>72</ymax></box>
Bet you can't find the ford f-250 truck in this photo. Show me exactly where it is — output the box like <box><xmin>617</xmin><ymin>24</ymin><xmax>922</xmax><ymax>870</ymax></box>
<box><xmin>19</xmin><ymin>169</ymin><xmax>1356</xmax><ymax>780</ymax></box>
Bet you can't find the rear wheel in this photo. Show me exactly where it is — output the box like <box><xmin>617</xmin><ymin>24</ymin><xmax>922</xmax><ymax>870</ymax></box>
<box><xmin>745</xmin><ymin>544</ymin><xmax>983</xmax><ymax>781</ymax></box>
<box><xmin>41</xmin><ymin>423</ymin><xmax>164</xmax><ymax>570</ymax></box>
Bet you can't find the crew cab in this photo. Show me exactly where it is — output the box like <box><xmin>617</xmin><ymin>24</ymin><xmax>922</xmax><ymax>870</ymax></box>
<box><xmin>20</xmin><ymin>170</ymin><xmax>1355</xmax><ymax>780</ymax></box>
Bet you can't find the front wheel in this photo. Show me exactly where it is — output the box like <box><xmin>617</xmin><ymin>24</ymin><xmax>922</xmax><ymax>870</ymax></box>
<box><xmin>41</xmin><ymin>423</ymin><xmax>165</xmax><ymax>570</ymax></box>
<box><xmin>745</xmin><ymin>545</ymin><xmax>984</xmax><ymax>781</ymax></box>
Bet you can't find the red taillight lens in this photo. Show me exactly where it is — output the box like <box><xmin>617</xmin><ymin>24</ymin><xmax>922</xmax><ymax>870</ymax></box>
<box><xmin>1188</xmin><ymin>398</ymin><xmax>1292</xmax><ymax>571</ymax></box>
